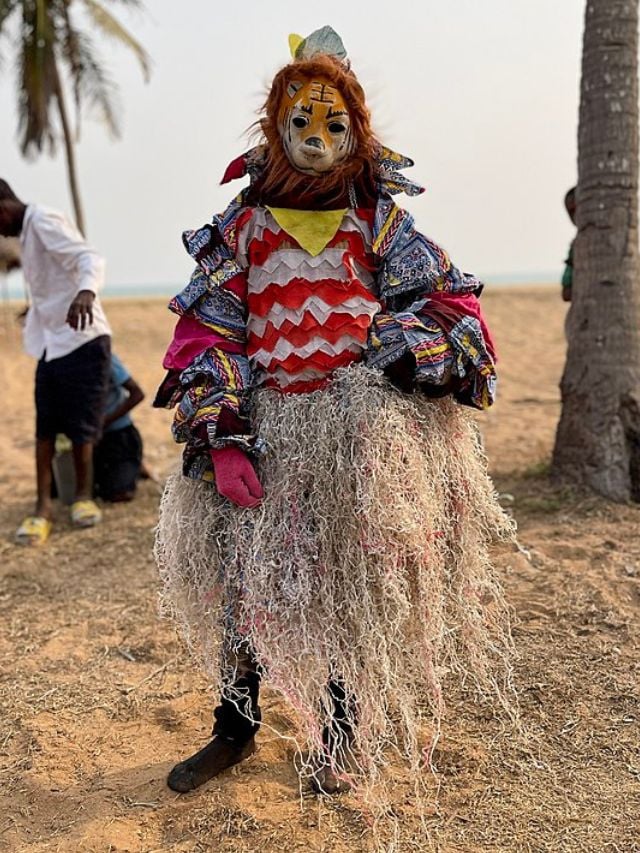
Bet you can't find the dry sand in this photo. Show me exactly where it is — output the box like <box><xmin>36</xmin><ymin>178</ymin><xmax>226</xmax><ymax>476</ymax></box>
<box><xmin>0</xmin><ymin>287</ymin><xmax>638</xmax><ymax>852</ymax></box>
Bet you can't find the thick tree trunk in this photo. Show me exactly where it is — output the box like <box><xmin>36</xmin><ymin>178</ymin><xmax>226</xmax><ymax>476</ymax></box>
<box><xmin>52</xmin><ymin>60</ymin><xmax>86</xmax><ymax>236</ymax></box>
<box><xmin>552</xmin><ymin>0</ymin><xmax>640</xmax><ymax>502</ymax></box>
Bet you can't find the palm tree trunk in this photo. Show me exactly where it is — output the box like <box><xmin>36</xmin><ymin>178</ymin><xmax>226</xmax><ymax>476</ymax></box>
<box><xmin>552</xmin><ymin>0</ymin><xmax>640</xmax><ymax>502</ymax></box>
<box><xmin>52</xmin><ymin>58</ymin><xmax>86</xmax><ymax>236</ymax></box>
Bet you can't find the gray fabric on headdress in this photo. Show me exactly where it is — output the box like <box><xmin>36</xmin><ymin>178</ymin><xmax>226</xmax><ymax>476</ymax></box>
<box><xmin>296</xmin><ymin>25</ymin><xmax>347</xmax><ymax>61</ymax></box>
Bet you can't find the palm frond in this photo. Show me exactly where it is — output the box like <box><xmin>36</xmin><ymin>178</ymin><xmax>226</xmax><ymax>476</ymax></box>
<box><xmin>59</xmin><ymin>0</ymin><xmax>84</xmax><ymax>135</ymax></box>
<box><xmin>81</xmin><ymin>0</ymin><xmax>150</xmax><ymax>82</ymax></box>
<box><xmin>71</xmin><ymin>28</ymin><xmax>122</xmax><ymax>137</ymax></box>
<box><xmin>4</xmin><ymin>0</ymin><xmax>150</xmax><ymax>232</ymax></box>
<box><xmin>17</xmin><ymin>0</ymin><xmax>58</xmax><ymax>155</ymax></box>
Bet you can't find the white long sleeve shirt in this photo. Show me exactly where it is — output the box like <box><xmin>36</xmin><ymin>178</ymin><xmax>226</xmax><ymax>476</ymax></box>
<box><xmin>20</xmin><ymin>205</ymin><xmax>111</xmax><ymax>361</ymax></box>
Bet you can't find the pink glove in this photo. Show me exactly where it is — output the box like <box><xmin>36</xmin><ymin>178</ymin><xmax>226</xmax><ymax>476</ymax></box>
<box><xmin>211</xmin><ymin>447</ymin><xmax>263</xmax><ymax>508</ymax></box>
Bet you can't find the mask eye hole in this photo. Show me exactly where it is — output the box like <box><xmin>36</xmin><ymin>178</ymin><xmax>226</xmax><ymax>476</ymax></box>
<box><xmin>292</xmin><ymin>115</ymin><xmax>309</xmax><ymax>129</ymax></box>
<box><xmin>328</xmin><ymin>122</ymin><xmax>346</xmax><ymax>134</ymax></box>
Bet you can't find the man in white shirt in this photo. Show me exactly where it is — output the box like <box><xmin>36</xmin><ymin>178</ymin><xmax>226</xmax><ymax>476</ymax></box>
<box><xmin>0</xmin><ymin>179</ymin><xmax>112</xmax><ymax>545</ymax></box>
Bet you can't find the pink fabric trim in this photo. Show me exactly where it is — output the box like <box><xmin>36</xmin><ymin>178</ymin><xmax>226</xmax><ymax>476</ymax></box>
<box><xmin>425</xmin><ymin>291</ymin><xmax>497</xmax><ymax>361</ymax></box>
<box><xmin>162</xmin><ymin>315</ymin><xmax>244</xmax><ymax>370</ymax></box>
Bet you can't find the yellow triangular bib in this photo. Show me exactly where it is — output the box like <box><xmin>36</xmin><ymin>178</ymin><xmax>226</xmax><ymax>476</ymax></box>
<box><xmin>267</xmin><ymin>207</ymin><xmax>347</xmax><ymax>257</ymax></box>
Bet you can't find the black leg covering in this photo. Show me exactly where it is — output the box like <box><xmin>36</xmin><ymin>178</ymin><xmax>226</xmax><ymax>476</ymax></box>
<box><xmin>322</xmin><ymin>678</ymin><xmax>356</xmax><ymax>750</ymax></box>
<box><xmin>212</xmin><ymin>643</ymin><xmax>261</xmax><ymax>745</ymax></box>
<box><xmin>312</xmin><ymin>679</ymin><xmax>358</xmax><ymax>796</ymax></box>
<box><xmin>166</xmin><ymin>643</ymin><xmax>261</xmax><ymax>793</ymax></box>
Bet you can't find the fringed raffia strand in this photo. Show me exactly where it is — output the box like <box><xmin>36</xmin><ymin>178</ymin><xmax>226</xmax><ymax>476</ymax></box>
<box><xmin>155</xmin><ymin>365</ymin><xmax>516</xmax><ymax>848</ymax></box>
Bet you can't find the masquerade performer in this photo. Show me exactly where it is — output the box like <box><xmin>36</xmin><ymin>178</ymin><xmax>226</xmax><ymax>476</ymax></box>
<box><xmin>155</xmin><ymin>26</ymin><xmax>514</xmax><ymax>811</ymax></box>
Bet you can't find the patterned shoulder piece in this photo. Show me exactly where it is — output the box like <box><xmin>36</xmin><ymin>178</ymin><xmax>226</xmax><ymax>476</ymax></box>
<box><xmin>182</xmin><ymin>192</ymin><xmax>246</xmax><ymax>267</ymax></box>
<box><xmin>375</xmin><ymin>146</ymin><xmax>425</xmax><ymax>198</ymax></box>
<box><xmin>372</xmin><ymin>198</ymin><xmax>484</xmax><ymax>306</ymax></box>
<box><xmin>168</xmin><ymin>193</ymin><xmax>252</xmax><ymax>347</ymax></box>
<box><xmin>219</xmin><ymin>144</ymin><xmax>425</xmax><ymax>198</ymax></box>
<box><xmin>170</xmin><ymin>193</ymin><xmax>249</xmax><ymax>319</ymax></box>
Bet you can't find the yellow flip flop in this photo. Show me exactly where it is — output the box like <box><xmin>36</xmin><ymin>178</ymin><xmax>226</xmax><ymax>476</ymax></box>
<box><xmin>15</xmin><ymin>516</ymin><xmax>52</xmax><ymax>546</ymax></box>
<box><xmin>70</xmin><ymin>500</ymin><xmax>102</xmax><ymax>528</ymax></box>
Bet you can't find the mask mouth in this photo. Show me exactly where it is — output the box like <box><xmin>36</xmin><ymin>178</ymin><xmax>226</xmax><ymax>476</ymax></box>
<box><xmin>294</xmin><ymin>150</ymin><xmax>334</xmax><ymax>173</ymax></box>
<box><xmin>303</xmin><ymin>136</ymin><xmax>325</xmax><ymax>152</ymax></box>
<box><xmin>300</xmin><ymin>150</ymin><xmax>327</xmax><ymax>165</ymax></box>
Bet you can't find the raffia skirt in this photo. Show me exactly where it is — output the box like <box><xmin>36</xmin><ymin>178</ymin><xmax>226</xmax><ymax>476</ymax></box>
<box><xmin>155</xmin><ymin>364</ymin><xmax>515</xmax><ymax>808</ymax></box>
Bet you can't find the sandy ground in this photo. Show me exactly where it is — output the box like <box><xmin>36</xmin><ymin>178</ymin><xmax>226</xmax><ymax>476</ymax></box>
<box><xmin>0</xmin><ymin>287</ymin><xmax>638</xmax><ymax>853</ymax></box>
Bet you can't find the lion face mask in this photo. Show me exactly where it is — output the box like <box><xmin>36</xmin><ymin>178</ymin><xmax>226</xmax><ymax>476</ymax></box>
<box><xmin>278</xmin><ymin>77</ymin><xmax>354</xmax><ymax>175</ymax></box>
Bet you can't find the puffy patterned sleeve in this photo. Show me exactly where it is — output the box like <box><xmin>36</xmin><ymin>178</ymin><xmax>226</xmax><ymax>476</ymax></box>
<box><xmin>154</xmin><ymin>200</ymin><xmax>258</xmax><ymax>481</ymax></box>
<box><xmin>365</xmin><ymin>200</ymin><xmax>497</xmax><ymax>409</ymax></box>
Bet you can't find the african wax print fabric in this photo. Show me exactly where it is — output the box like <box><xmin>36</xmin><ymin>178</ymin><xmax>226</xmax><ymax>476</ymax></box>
<box><xmin>154</xmin><ymin>148</ymin><xmax>497</xmax><ymax>480</ymax></box>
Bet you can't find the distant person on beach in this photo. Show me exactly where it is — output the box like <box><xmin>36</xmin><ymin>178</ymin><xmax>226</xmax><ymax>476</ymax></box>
<box><xmin>561</xmin><ymin>186</ymin><xmax>577</xmax><ymax>302</ymax></box>
<box><xmin>93</xmin><ymin>353</ymin><xmax>145</xmax><ymax>502</ymax></box>
<box><xmin>0</xmin><ymin>178</ymin><xmax>111</xmax><ymax>545</ymax></box>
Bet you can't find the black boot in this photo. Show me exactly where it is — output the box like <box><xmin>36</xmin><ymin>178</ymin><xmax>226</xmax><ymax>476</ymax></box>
<box><xmin>167</xmin><ymin>735</ymin><xmax>256</xmax><ymax>793</ymax></box>
<box><xmin>310</xmin><ymin>757</ymin><xmax>353</xmax><ymax>795</ymax></box>
<box><xmin>311</xmin><ymin>679</ymin><xmax>357</xmax><ymax>796</ymax></box>
<box><xmin>167</xmin><ymin>653</ymin><xmax>261</xmax><ymax>794</ymax></box>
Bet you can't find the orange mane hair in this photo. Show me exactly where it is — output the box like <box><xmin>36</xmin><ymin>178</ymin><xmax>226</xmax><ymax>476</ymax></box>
<box><xmin>255</xmin><ymin>54</ymin><xmax>380</xmax><ymax>207</ymax></box>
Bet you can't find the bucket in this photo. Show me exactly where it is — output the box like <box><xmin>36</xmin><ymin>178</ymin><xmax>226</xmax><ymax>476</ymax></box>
<box><xmin>52</xmin><ymin>434</ymin><xmax>76</xmax><ymax>505</ymax></box>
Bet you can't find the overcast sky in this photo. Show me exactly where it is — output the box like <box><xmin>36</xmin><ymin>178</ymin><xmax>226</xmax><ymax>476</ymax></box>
<box><xmin>0</xmin><ymin>0</ymin><xmax>584</xmax><ymax>289</ymax></box>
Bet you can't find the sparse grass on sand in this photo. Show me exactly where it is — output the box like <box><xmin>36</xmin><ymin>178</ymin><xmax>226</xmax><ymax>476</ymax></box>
<box><xmin>0</xmin><ymin>289</ymin><xmax>638</xmax><ymax>852</ymax></box>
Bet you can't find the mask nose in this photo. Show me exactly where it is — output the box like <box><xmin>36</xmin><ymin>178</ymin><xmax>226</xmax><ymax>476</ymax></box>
<box><xmin>304</xmin><ymin>136</ymin><xmax>325</xmax><ymax>151</ymax></box>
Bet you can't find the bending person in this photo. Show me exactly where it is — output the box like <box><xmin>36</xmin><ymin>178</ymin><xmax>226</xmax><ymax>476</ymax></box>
<box><xmin>93</xmin><ymin>353</ymin><xmax>145</xmax><ymax>503</ymax></box>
